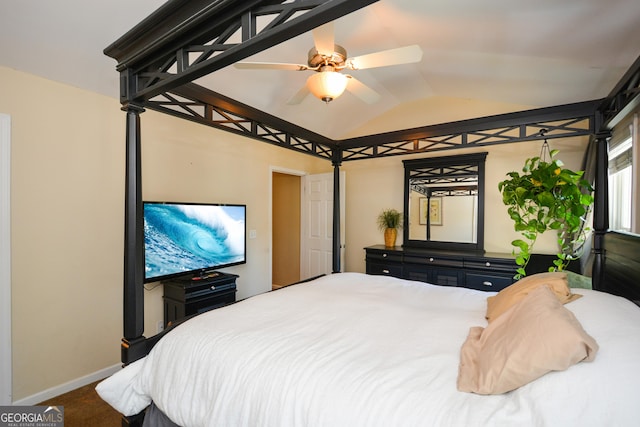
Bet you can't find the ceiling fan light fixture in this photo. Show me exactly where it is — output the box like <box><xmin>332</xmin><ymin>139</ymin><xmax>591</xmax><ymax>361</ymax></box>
<box><xmin>307</xmin><ymin>71</ymin><xmax>348</xmax><ymax>103</ymax></box>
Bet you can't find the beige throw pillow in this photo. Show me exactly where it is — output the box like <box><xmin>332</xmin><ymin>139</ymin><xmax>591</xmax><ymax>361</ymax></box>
<box><xmin>458</xmin><ymin>285</ymin><xmax>598</xmax><ymax>395</ymax></box>
<box><xmin>486</xmin><ymin>271</ymin><xmax>581</xmax><ymax>322</ymax></box>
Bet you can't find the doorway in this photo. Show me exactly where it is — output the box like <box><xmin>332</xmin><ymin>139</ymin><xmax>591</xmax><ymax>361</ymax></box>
<box><xmin>272</xmin><ymin>171</ymin><xmax>301</xmax><ymax>289</ymax></box>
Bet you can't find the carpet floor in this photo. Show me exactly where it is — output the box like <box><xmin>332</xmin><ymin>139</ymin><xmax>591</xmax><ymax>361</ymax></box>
<box><xmin>37</xmin><ymin>380</ymin><xmax>122</xmax><ymax>426</ymax></box>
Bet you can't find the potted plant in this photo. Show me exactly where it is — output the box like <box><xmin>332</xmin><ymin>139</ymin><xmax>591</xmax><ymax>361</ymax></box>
<box><xmin>498</xmin><ymin>149</ymin><xmax>593</xmax><ymax>278</ymax></box>
<box><xmin>377</xmin><ymin>208</ymin><xmax>402</xmax><ymax>248</ymax></box>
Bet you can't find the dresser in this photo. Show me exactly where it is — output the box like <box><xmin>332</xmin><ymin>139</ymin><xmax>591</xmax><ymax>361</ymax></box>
<box><xmin>365</xmin><ymin>245</ymin><xmax>518</xmax><ymax>292</ymax></box>
<box><xmin>365</xmin><ymin>246</ymin><xmax>581</xmax><ymax>291</ymax></box>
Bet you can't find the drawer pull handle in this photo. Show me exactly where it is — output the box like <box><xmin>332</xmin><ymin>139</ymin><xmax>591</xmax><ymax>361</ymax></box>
<box><xmin>429</xmin><ymin>257</ymin><xmax>434</xmax><ymax>262</ymax></box>
<box><xmin>483</xmin><ymin>281</ymin><xmax>493</xmax><ymax>287</ymax></box>
<box><xmin>383</xmin><ymin>253</ymin><xmax>387</xmax><ymax>257</ymax></box>
<box><xmin>382</xmin><ymin>269</ymin><xmax>390</xmax><ymax>274</ymax></box>
<box><xmin>210</xmin><ymin>285</ymin><xmax>217</xmax><ymax>290</ymax></box>
<box><xmin>485</xmin><ymin>262</ymin><xmax>491</xmax><ymax>267</ymax></box>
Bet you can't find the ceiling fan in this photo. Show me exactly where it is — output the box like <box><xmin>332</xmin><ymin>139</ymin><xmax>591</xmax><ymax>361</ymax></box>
<box><xmin>234</xmin><ymin>23</ymin><xmax>423</xmax><ymax>104</ymax></box>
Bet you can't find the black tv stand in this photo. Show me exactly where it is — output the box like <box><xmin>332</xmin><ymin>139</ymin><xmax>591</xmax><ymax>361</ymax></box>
<box><xmin>163</xmin><ymin>271</ymin><xmax>238</xmax><ymax>327</ymax></box>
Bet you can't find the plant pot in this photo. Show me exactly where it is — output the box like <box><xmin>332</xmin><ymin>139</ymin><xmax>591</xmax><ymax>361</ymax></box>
<box><xmin>384</xmin><ymin>228</ymin><xmax>397</xmax><ymax>248</ymax></box>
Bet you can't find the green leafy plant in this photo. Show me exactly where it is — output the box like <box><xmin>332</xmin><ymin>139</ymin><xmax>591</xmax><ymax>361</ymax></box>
<box><xmin>498</xmin><ymin>149</ymin><xmax>593</xmax><ymax>278</ymax></box>
<box><xmin>377</xmin><ymin>208</ymin><xmax>402</xmax><ymax>231</ymax></box>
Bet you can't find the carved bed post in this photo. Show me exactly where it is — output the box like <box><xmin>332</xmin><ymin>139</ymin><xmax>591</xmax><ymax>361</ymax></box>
<box><xmin>332</xmin><ymin>149</ymin><xmax>343</xmax><ymax>273</ymax></box>
<box><xmin>591</xmin><ymin>129</ymin><xmax>610</xmax><ymax>291</ymax></box>
<box><xmin>122</xmin><ymin>102</ymin><xmax>147</xmax><ymax>365</ymax></box>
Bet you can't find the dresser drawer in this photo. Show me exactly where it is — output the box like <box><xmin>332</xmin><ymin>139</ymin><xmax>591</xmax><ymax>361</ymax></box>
<box><xmin>366</xmin><ymin>250</ymin><xmax>402</xmax><ymax>263</ymax></box>
<box><xmin>465</xmin><ymin>271</ymin><xmax>514</xmax><ymax>292</ymax></box>
<box><xmin>367</xmin><ymin>261</ymin><xmax>403</xmax><ymax>278</ymax></box>
<box><xmin>404</xmin><ymin>254</ymin><xmax>463</xmax><ymax>268</ymax></box>
<box><xmin>464</xmin><ymin>258</ymin><xmax>516</xmax><ymax>273</ymax></box>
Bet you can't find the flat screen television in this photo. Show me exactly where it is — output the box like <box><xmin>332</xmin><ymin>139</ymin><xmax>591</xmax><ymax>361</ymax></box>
<box><xmin>143</xmin><ymin>202</ymin><xmax>246</xmax><ymax>283</ymax></box>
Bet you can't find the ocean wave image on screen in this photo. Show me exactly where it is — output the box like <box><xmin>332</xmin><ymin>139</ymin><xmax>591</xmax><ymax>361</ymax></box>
<box><xmin>144</xmin><ymin>204</ymin><xmax>245</xmax><ymax>280</ymax></box>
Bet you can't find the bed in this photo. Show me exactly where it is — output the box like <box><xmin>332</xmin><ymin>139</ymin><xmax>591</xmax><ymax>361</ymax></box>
<box><xmin>97</xmin><ymin>269</ymin><xmax>640</xmax><ymax>426</ymax></box>
<box><xmin>99</xmin><ymin>0</ymin><xmax>640</xmax><ymax>426</ymax></box>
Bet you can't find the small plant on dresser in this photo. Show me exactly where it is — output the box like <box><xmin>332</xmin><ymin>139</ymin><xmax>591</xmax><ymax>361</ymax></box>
<box><xmin>377</xmin><ymin>208</ymin><xmax>403</xmax><ymax>248</ymax></box>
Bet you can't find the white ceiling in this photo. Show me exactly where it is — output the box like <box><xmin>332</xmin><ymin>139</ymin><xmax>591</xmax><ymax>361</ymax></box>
<box><xmin>2</xmin><ymin>0</ymin><xmax>639</xmax><ymax>139</ymax></box>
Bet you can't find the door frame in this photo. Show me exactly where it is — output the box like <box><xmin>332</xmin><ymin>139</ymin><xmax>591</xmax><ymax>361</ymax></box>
<box><xmin>269</xmin><ymin>166</ymin><xmax>306</xmax><ymax>285</ymax></box>
<box><xmin>1</xmin><ymin>114</ymin><xmax>12</xmax><ymax>404</ymax></box>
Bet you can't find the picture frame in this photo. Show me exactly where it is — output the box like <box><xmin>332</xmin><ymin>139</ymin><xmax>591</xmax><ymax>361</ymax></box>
<box><xmin>419</xmin><ymin>197</ymin><xmax>442</xmax><ymax>226</ymax></box>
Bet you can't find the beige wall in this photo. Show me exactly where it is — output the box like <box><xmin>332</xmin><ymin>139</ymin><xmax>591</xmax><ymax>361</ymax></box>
<box><xmin>1</xmin><ymin>65</ymin><xmax>589</xmax><ymax>401</ymax></box>
<box><xmin>0</xmin><ymin>66</ymin><xmax>329</xmax><ymax>401</ymax></box>
<box><xmin>2</xmin><ymin>67</ymin><xmax>125</xmax><ymax>402</ymax></box>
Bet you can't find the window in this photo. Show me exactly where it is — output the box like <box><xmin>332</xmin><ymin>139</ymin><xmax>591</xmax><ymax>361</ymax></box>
<box><xmin>608</xmin><ymin>136</ymin><xmax>633</xmax><ymax>231</ymax></box>
<box><xmin>608</xmin><ymin>112</ymin><xmax>638</xmax><ymax>233</ymax></box>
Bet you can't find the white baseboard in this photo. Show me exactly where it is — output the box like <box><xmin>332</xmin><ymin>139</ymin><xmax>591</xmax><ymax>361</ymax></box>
<box><xmin>12</xmin><ymin>364</ymin><xmax>122</xmax><ymax>406</ymax></box>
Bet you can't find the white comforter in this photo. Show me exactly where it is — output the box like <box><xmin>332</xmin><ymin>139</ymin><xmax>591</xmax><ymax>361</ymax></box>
<box><xmin>97</xmin><ymin>272</ymin><xmax>640</xmax><ymax>427</ymax></box>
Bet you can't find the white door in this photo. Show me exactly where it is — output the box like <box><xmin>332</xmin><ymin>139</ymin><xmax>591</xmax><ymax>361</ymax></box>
<box><xmin>300</xmin><ymin>171</ymin><xmax>346</xmax><ymax>279</ymax></box>
<box><xmin>1</xmin><ymin>114</ymin><xmax>12</xmax><ymax>404</ymax></box>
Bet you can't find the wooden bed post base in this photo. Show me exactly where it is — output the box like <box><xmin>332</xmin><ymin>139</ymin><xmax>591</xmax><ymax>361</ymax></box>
<box><xmin>121</xmin><ymin>336</ymin><xmax>148</xmax><ymax>365</ymax></box>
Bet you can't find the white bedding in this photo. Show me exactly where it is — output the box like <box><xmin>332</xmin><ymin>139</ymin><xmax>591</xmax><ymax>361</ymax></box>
<box><xmin>97</xmin><ymin>272</ymin><xmax>640</xmax><ymax>427</ymax></box>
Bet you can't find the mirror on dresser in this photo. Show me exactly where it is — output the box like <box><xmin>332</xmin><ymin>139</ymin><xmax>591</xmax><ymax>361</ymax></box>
<box><xmin>403</xmin><ymin>152</ymin><xmax>487</xmax><ymax>252</ymax></box>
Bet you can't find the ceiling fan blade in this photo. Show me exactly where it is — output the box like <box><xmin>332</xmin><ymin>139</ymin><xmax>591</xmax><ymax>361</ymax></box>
<box><xmin>345</xmin><ymin>76</ymin><xmax>380</xmax><ymax>104</ymax></box>
<box><xmin>346</xmin><ymin>45</ymin><xmax>423</xmax><ymax>70</ymax></box>
<box><xmin>286</xmin><ymin>84</ymin><xmax>310</xmax><ymax>105</ymax></box>
<box><xmin>312</xmin><ymin>22</ymin><xmax>335</xmax><ymax>57</ymax></box>
<box><xmin>234</xmin><ymin>62</ymin><xmax>310</xmax><ymax>71</ymax></box>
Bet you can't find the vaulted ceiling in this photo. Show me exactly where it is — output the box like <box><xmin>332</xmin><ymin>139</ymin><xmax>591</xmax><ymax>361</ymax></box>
<box><xmin>2</xmin><ymin>0</ymin><xmax>639</xmax><ymax>140</ymax></box>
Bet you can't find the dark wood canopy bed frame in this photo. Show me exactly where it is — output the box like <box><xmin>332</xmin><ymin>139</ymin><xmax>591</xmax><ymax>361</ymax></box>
<box><xmin>104</xmin><ymin>0</ymin><xmax>640</xmax><ymax>369</ymax></box>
